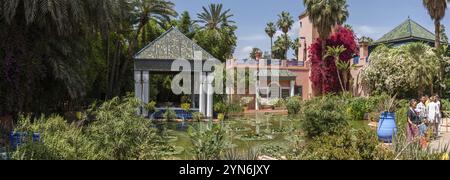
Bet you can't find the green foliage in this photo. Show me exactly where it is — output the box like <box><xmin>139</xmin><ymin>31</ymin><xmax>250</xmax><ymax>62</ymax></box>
<box><xmin>192</xmin><ymin>112</ymin><xmax>205</xmax><ymax>122</ymax></box>
<box><xmin>227</xmin><ymin>101</ymin><xmax>244</xmax><ymax>114</ymax></box>
<box><xmin>303</xmin><ymin>0</ymin><xmax>349</xmax><ymax>41</ymax></box>
<box><xmin>145</xmin><ymin>101</ymin><xmax>157</xmax><ymax>112</ymax></box>
<box><xmin>163</xmin><ymin>109</ymin><xmax>177</xmax><ymax>122</ymax></box>
<box><xmin>249</xmin><ymin>48</ymin><xmax>262</xmax><ymax>59</ymax></box>
<box><xmin>285</xmin><ymin>96</ymin><xmax>302</xmax><ymax>115</ymax></box>
<box><xmin>346</xmin><ymin>97</ymin><xmax>369</xmax><ymax>121</ymax></box>
<box><xmin>300</xmin><ymin>95</ymin><xmax>349</xmax><ymax>139</ymax></box>
<box><xmin>214</xmin><ymin>102</ymin><xmax>228</xmax><ymax>114</ymax></box>
<box><xmin>391</xmin><ymin>129</ymin><xmax>449</xmax><ymax>160</ymax></box>
<box><xmin>221</xmin><ymin>148</ymin><xmax>260</xmax><ymax>160</ymax></box>
<box><xmin>12</xmin><ymin>97</ymin><xmax>166</xmax><ymax>160</ymax></box>
<box><xmin>441</xmin><ymin>99</ymin><xmax>450</xmax><ymax>112</ymax></box>
<box><xmin>272</xmin><ymin>34</ymin><xmax>291</xmax><ymax>60</ymax></box>
<box><xmin>194</xmin><ymin>4</ymin><xmax>237</xmax><ymax>61</ymax></box>
<box><xmin>362</xmin><ymin>43</ymin><xmax>440</xmax><ymax>96</ymax></box>
<box><xmin>293</xmin><ymin>128</ymin><xmax>393</xmax><ymax>160</ymax></box>
<box><xmin>188</xmin><ymin>124</ymin><xmax>227</xmax><ymax>160</ymax></box>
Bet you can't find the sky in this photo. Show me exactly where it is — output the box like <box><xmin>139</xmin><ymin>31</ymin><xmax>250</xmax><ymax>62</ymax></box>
<box><xmin>172</xmin><ymin>0</ymin><xmax>450</xmax><ymax>59</ymax></box>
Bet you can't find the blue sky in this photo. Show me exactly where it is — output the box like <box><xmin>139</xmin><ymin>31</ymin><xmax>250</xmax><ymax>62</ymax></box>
<box><xmin>172</xmin><ymin>0</ymin><xmax>450</xmax><ymax>59</ymax></box>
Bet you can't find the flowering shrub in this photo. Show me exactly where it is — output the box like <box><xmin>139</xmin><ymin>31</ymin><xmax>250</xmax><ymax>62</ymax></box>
<box><xmin>309</xmin><ymin>26</ymin><xmax>359</xmax><ymax>95</ymax></box>
<box><xmin>362</xmin><ymin>43</ymin><xmax>439</xmax><ymax>96</ymax></box>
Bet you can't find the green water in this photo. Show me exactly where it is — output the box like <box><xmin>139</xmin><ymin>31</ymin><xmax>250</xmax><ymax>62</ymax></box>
<box><xmin>155</xmin><ymin>113</ymin><xmax>368</xmax><ymax>159</ymax></box>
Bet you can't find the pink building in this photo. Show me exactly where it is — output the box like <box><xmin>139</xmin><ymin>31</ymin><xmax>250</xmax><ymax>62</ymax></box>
<box><xmin>297</xmin><ymin>14</ymin><xmax>370</xmax><ymax>99</ymax></box>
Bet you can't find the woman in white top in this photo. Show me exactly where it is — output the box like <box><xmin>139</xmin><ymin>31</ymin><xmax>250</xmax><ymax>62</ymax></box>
<box><xmin>427</xmin><ymin>96</ymin><xmax>441</xmax><ymax>138</ymax></box>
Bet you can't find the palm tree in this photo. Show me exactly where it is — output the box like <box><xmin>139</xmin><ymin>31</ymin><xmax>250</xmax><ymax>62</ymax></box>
<box><xmin>272</xmin><ymin>34</ymin><xmax>291</xmax><ymax>60</ymax></box>
<box><xmin>276</xmin><ymin>12</ymin><xmax>294</xmax><ymax>59</ymax></box>
<box><xmin>196</xmin><ymin>4</ymin><xmax>235</xmax><ymax>30</ymax></box>
<box><xmin>133</xmin><ymin>0</ymin><xmax>178</xmax><ymax>39</ymax></box>
<box><xmin>325</xmin><ymin>45</ymin><xmax>348</xmax><ymax>92</ymax></box>
<box><xmin>0</xmin><ymin>0</ymin><xmax>126</xmax><ymax>112</ymax></box>
<box><xmin>303</xmin><ymin>0</ymin><xmax>349</xmax><ymax>57</ymax></box>
<box><xmin>265</xmin><ymin>22</ymin><xmax>277</xmax><ymax>58</ymax></box>
<box><xmin>423</xmin><ymin>0</ymin><xmax>448</xmax><ymax>48</ymax></box>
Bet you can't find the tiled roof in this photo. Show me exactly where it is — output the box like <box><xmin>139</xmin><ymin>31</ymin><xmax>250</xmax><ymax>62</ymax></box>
<box><xmin>134</xmin><ymin>27</ymin><xmax>217</xmax><ymax>60</ymax></box>
<box><xmin>374</xmin><ymin>18</ymin><xmax>436</xmax><ymax>45</ymax></box>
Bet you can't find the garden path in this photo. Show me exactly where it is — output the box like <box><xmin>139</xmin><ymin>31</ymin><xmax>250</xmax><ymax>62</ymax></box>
<box><xmin>430</xmin><ymin>118</ymin><xmax>450</xmax><ymax>152</ymax></box>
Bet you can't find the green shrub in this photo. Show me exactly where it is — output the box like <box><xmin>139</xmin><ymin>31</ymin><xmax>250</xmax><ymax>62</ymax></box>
<box><xmin>12</xmin><ymin>97</ymin><xmax>166</xmax><ymax>160</ymax></box>
<box><xmin>300</xmin><ymin>95</ymin><xmax>349</xmax><ymax>139</ymax></box>
<box><xmin>188</xmin><ymin>124</ymin><xmax>227</xmax><ymax>160</ymax></box>
<box><xmin>285</xmin><ymin>96</ymin><xmax>302</xmax><ymax>115</ymax></box>
<box><xmin>163</xmin><ymin>109</ymin><xmax>177</xmax><ymax>122</ymax></box>
<box><xmin>192</xmin><ymin>112</ymin><xmax>204</xmax><ymax>122</ymax></box>
<box><xmin>214</xmin><ymin>102</ymin><xmax>227</xmax><ymax>114</ymax></box>
<box><xmin>441</xmin><ymin>99</ymin><xmax>450</xmax><ymax>112</ymax></box>
<box><xmin>391</xmin><ymin>129</ymin><xmax>449</xmax><ymax>160</ymax></box>
<box><xmin>222</xmin><ymin>148</ymin><xmax>260</xmax><ymax>160</ymax></box>
<box><xmin>292</xmin><ymin>128</ymin><xmax>394</xmax><ymax>160</ymax></box>
<box><xmin>226</xmin><ymin>101</ymin><xmax>244</xmax><ymax>114</ymax></box>
<box><xmin>145</xmin><ymin>101</ymin><xmax>157</xmax><ymax>112</ymax></box>
<box><xmin>346</xmin><ymin>97</ymin><xmax>368</xmax><ymax>121</ymax></box>
<box><xmin>366</xmin><ymin>93</ymin><xmax>391</xmax><ymax>113</ymax></box>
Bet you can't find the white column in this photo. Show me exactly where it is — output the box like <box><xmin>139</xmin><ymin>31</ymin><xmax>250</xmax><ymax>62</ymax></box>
<box><xmin>142</xmin><ymin>71</ymin><xmax>150</xmax><ymax>116</ymax></box>
<box><xmin>255</xmin><ymin>80</ymin><xmax>260</xmax><ymax>111</ymax></box>
<box><xmin>199</xmin><ymin>72</ymin><xmax>206</xmax><ymax>115</ymax></box>
<box><xmin>206</xmin><ymin>73</ymin><xmax>214</xmax><ymax>119</ymax></box>
<box><xmin>290</xmin><ymin>80</ymin><xmax>295</xmax><ymax>97</ymax></box>
<box><xmin>191</xmin><ymin>72</ymin><xmax>196</xmax><ymax>108</ymax></box>
<box><xmin>134</xmin><ymin>71</ymin><xmax>143</xmax><ymax>115</ymax></box>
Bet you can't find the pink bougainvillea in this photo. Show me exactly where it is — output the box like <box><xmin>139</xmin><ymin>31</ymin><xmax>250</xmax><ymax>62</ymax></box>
<box><xmin>309</xmin><ymin>26</ymin><xmax>359</xmax><ymax>95</ymax></box>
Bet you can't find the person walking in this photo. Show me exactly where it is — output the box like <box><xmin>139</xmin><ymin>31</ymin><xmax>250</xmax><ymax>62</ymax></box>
<box><xmin>407</xmin><ymin>99</ymin><xmax>420</xmax><ymax>142</ymax></box>
<box><xmin>427</xmin><ymin>96</ymin><xmax>441</xmax><ymax>139</ymax></box>
<box><xmin>415</xmin><ymin>96</ymin><xmax>428</xmax><ymax>137</ymax></box>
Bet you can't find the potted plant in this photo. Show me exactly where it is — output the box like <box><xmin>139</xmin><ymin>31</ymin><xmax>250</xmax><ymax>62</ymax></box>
<box><xmin>214</xmin><ymin>102</ymin><xmax>227</xmax><ymax>121</ymax></box>
<box><xmin>377</xmin><ymin>94</ymin><xmax>398</xmax><ymax>143</ymax></box>
<box><xmin>181</xmin><ymin>103</ymin><xmax>191</xmax><ymax>120</ymax></box>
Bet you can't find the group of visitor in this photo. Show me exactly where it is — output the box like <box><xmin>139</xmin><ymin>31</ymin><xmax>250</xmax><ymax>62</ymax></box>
<box><xmin>407</xmin><ymin>95</ymin><xmax>443</xmax><ymax>142</ymax></box>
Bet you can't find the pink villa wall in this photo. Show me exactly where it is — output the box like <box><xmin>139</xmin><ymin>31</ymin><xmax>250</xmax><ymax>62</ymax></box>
<box><xmin>225</xmin><ymin>15</ymin><xmax>370</xmax><ymax>104</ymax></box>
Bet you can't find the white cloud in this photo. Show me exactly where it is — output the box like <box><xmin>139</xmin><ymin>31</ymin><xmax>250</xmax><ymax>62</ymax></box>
<box><xmin>235</xmin><ymin>46</ymin><xmax>254</xmax><ymax>59</ymax></box>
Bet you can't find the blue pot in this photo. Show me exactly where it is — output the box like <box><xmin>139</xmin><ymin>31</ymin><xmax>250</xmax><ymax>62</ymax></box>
<box><xmin>377</xmin><ymin>112</ymin><xmax>397</xmax><ymax>143</ymax></box>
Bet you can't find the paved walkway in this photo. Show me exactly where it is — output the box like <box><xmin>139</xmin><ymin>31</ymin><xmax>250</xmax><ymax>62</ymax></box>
<box><xmin>430</xmin><ymin>118</ymin><xmax>450</xmax><ymax>152</ymax></box>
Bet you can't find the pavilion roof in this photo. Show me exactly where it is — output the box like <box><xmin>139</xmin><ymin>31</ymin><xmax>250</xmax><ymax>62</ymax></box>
<box><xmin>373</xmin><ymin>18</ymin><xmax>436</xmax><ymax>45</ymax></box>
<box><xmin>134</xmin><ymin>27</ymin><xmax>217</xmax><ymax>61</ymax></box>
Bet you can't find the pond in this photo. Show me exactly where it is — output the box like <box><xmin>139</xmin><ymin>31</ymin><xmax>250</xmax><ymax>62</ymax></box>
<box><xmin>153</xmin><ymin>113</ymin><xmax>369</xmax><ymax>159</ymax></box>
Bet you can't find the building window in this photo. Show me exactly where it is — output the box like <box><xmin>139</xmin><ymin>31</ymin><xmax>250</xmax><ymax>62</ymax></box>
<box><xmin>281</xmin><ymin>89</ymin><xmax>290</xmax><ymax>99</ymax></box>
<box><xmin>296</xmin><ymin>86</ymin><xmax>303</xmax><ymax>97</ymax></box>
<box><xmin>353</xmin><ymin>56</ymin><xmax>360</xmax><ymax>64</ymax></box>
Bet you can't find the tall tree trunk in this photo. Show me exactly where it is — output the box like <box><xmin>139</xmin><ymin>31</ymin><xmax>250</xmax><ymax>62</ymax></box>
<box><xmin>336</xmin><ymin>68</ymin><xmax>345</xmax><ymax>93</ymax></box>
<box><xmin>285</xmin><ymin>33</ymin><xmax>289</xmax><ymax>60</ymax></box>
<box><xmin>435</xmin><ymin>21</ymin><xmax>441</xmax><ymax>49</ymax></box>
<box><xmin>270</xmin><ymin>37</ymin><xmax>273</xmax><ymax>59</ymax></box>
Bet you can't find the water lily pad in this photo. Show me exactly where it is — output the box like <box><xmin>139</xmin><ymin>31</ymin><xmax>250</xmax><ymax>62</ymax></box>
<box><xmin>235</xmin><ymin>133</ymin><xmax>274</xmax><ymax>141</ymax></box>
<box><xmin>231</xmin><ymin>127</ymin><xmax>252</xmax><ymax>132</ymax></box>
